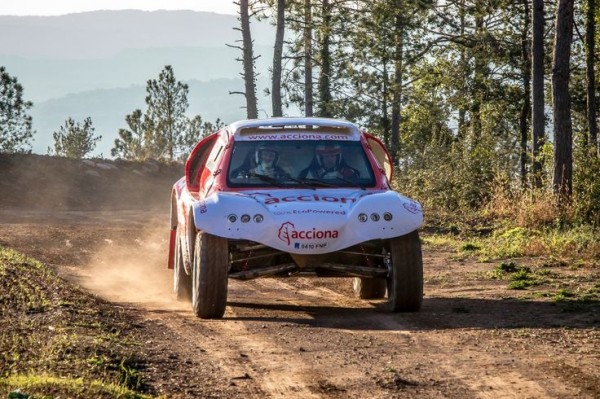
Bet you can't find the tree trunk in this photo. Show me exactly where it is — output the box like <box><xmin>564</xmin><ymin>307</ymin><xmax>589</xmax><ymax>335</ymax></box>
<box><xmin>552</xmin><ymin>0</ymin><xmax>575</xmax><ymax>202</ymax></box>
<box><xmin>272</xmin><ymin>0</ymin><xmax>285</xmax><ymax>117</ymax></box>
<box><xmin>520</xmin><ymin>0</ymin><xmax>531</xmax><ymax>186</ymax></box>
<box><xmin>470</xmin><ymin>8</ymin><xmax>484</xmax><ymax>144</ymax></box>
<box><xmin>457</xmin><ymin>0</ymin><xmax>467</xmax><ymax>141</ymax></box>
<box><xmin>390</xmin><ymin>12</ymin><xmax>404</xmax><ymax>164</ymax></box>
<box><xmin>240</xmin><ymin>0</ymin><xmax>258</xmax><ymax>119</ymax></box>
<box><xmin>318</xmin><ymin>0</ymin><xmax>333</xmax><ymax>117</ymax></box>
<box><xmin>586</xmin><ymin>0</ymin><xmax>598</xmax><ymax>152</ymax></box>
<box><xmin>382</xmin><ymin>59</ymin><xmax>391</xmax><ymax>149</ymax></box>
<box><xmin>304</xmin><ymin>0</ymin><xmax>314</xmax><ymax>117</ymax></box>
<box><xmin>532</xmin><ymin>0</ymin><xmax>545</xmax><ymax>187</ymax></box>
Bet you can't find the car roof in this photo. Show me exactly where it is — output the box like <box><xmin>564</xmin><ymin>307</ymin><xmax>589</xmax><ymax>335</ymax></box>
<box><xmin>227</xmin><ymin>117</ymin><xmax>362</xmax><ymax>141</ymax></box>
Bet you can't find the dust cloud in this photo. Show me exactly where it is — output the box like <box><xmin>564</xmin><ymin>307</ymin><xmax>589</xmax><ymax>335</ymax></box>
<box><xmin>79</xmin><ymin>226</ymin><xmax>188</xmax><ymax>311</ymax></box>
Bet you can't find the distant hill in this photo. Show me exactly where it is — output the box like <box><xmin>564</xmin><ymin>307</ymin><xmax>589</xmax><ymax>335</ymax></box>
<box><xmin>2</xmin><ymin>45</ymin><xmax>273</xmax><ymax>102</ymax></box>
<box><xmin>31</xmin><ymin>77</ymin><xmax>274</xmax><ymax>157</ymax></box>
<box><xmin>0</xmin><ymin>10</ymin><xmax>275</xmax><ymax>59</ymax></box>
<box><xmin>0</xmin><ymin>10</ymin><xmax>284</xmax><ymax>156</ymax></box>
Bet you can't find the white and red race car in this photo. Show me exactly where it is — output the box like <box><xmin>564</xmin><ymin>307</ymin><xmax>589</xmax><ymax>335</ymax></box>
<box><xmin>168</xmin><ymin>117</ymin><xmax>423</xmax><ymax>319</ymax></box>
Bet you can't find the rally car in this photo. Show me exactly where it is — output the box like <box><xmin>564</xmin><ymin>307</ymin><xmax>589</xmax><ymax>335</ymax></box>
<box><xmin>168</xmin><ymin>117</ymin><xmax>423</xmax><ymax>319</ymax></box>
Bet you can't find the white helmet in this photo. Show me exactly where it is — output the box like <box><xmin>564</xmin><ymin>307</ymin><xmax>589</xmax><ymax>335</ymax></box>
<box><xmin>316</xmin><ymin>143</ymin><xmax>342</xmax><ymax>168</ymax></box>
<box><xmin>255</xmin><ymin>143</ymin><xmax>280</xmax><ymax>166</ymax></box>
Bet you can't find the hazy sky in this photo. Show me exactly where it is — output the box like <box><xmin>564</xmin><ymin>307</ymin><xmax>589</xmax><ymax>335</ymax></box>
<box><xmin>0</xmin><ymin>0</ymin><xmax>238</xmax><ymax>16</ymax></box>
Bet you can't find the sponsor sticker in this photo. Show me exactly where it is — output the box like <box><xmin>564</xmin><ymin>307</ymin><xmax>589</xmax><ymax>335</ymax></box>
<box><xmin>241</xmin><ymin>192</ymin><xmax>358</xmax><ymax>206</ymax></box>
<box><xmin>240</xmin><ymin>133</ymin><xmax>353</xmax><ymax>141</ymax></box>
<box><xmin>278</xmin><ymin>221</ymin><xmax>339</xmax><ymax>246</ymax></box>
<box><xmin>403</xmin><ymin>201</ymin><xmax>422</xmax><ymax>214</ymax></box>
<box><xmin>294</xmin><ymin>242</ymin><xmax>328</xmax><ymax>250</ymax></box>
<box><xmin>273</xmin><ymin>209</ymin><xmax>347</xmax><ymax>216</ymax></box>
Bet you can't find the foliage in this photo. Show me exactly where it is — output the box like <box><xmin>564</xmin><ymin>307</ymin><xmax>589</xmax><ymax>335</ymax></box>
<box><xmin>0</xmin><ymin>67</ymin><xmax>34</xmax><ymax>153</ymax></box>
<box><xmin>144</xmin><ymin>65</ymin><xmax>189</xmax><ymax>161</ymax></box>
<box><xmin>112</xmin><ymin>65</ymin><xmax>222</xmax><ymax>162</ymax></box>
<box><xmin>573</xmin><ymin>145</ymin><xmax>600</xmax><ymax>225</ymax></box>
<box><xmin>111</xmin><ymin>109</ymin><xmax>147</xmax><ymax>160</ymax></box>
<box><xmin>50</xmin><ymin>117</ymin><xmax>101</xmax><ymax>159</ymax></box>
<box><xmin>248</xmin><ymin>0</ymin><xmax>600</xmax><ymax>226</ymax></box>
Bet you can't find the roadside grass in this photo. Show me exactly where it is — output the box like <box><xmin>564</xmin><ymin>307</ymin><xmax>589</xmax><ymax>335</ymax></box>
<box><xmin>0</xmin><ymin>246</ymin><xmax>156</xmax><ymax>399</ymax></box>
<box><xmin>421</xmin><ymin>217</ymin><xmax>600</xmax><ymax>303</ymax></box>
<box><xmin>423</xmin><ymin>224</ymin><xmax>600</xmax><ymax>263</ymax></box>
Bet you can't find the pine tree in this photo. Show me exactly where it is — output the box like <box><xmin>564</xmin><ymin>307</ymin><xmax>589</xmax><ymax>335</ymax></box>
<box><xmin>552</xmin><ymin>0</ymin><xmax>575</xmax><ymax>202</ymax></box>
<box><xmin>51</xmin><ymin>117</ymin><xmax>101</xmax><ymax>159</ymax></box>
<box><xmin>0</xmin><ymin>67</ymin><xmax>34</xmax><ymax>153</ymax></box>
<box><xmin>144</xmin><ymin>65</ymin><xmax>189</xmax><ymax>160</ymax></box>
<box><xmin>111</xmin><ymin>109</ymin><xmax>147</xmax><ymax>160</ymax></box>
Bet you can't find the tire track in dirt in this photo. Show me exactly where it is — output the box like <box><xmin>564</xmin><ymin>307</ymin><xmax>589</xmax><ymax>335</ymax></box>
<box><xmin>250</xmin><ymin>278</ymin><xmax>570</xmax><ymax>398</ymax></box>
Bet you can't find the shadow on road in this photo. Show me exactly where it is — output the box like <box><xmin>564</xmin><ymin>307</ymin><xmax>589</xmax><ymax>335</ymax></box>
<box><xmin>226</xmin><ymin>297</ymin><xmax>600</xmax><ymax>331</ymax></box>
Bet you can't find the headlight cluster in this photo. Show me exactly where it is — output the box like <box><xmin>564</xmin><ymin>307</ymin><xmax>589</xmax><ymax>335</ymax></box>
<box><xmin>228</xmin><ymin>214</ymin><xmax>264</xmax><ymax>223</ymax></box>
<box><xmin>358</xmin><ymin>212</ymin><xmax>393</xmax><ymax>222</ymax></box>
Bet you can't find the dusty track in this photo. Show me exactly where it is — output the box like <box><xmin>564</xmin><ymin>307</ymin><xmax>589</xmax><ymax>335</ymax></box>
<box><xmin>0</xmin><ymin>207</ymin><xmax>598</xmax><ymax>398</ymax></box>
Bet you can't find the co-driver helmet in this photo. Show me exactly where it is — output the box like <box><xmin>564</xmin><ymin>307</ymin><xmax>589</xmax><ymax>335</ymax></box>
<box><xmin>316</xmin><ymin>143</ymin><xmax>342</xmax><ymax>168</ymax></box>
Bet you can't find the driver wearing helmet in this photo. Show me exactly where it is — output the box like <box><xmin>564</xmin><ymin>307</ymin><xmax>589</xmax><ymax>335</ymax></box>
<box><xmin>233</xmin><ymin>143</ymin><xmax>287</xmax><ymax>179</ymax></box>
<box><xmin>299</xmin><ymin>143</ymin><xmax>359</xmax><ymax>180</ymax></box>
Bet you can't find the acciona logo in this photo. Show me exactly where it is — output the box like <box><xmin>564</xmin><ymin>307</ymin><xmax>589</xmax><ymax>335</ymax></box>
<box><xmin>277</xmin><ymin>221</ymin><xmax>339</xmax><ymax>246</ymax></box>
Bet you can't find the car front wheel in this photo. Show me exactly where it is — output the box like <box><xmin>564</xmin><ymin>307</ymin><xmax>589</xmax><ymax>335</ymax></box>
<box><xmin>192</xmin><ymin>232</ymin><xmax>229</xmax><ymax>319</ymax></box>
<box><xmin>386</xmin><ymin>231</ymin><xmax>423</xmax><ymax>312</ymax></box>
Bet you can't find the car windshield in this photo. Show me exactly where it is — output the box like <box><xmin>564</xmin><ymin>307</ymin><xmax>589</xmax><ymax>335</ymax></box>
<box><xmin>227</xmin><ymin>140</ymin><xmax>376</xmax><ymax>188</ymax></box>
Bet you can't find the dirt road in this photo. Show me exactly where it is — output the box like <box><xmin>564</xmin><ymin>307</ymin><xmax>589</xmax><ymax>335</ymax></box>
<box><xmin>0</xmin><ymin>207</ymin><xmax>598</xmax><ymax>398</ymax></box>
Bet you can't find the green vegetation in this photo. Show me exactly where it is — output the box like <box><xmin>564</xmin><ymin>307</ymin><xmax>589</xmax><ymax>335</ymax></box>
<box><xmin>50</xmin><ymin>117</ymin><xmax>101</xmax><ymax>159</ymax></box>
<box><xmin>0</xmin><ymin>67</ymin><xmax>34</xmax><ymax>153</ymax></box>
<box><xmin>422</xmin><ymin>206</ymin><xmax>599</xmax><ymax>303</ymax></box>
<box><xmin>0</xmin><ymin>247</ymin><xmax>154</xmax><ymax>399</ymax></box>
<box><xmin>111</xmin><ymin>65</ymin><xmax>223</xmax><ymax>162</ymax></box>
<box><xmin>423</xmin><ymin>220</ymin><xmax>599</xmax><ymax>264</ymax></box>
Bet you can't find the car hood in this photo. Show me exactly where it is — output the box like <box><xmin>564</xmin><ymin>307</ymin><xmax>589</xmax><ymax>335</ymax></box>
<box><xmin>193</xmin><ymin>189</ymin><xmax>423</xmax><ymax>254</ymax></box>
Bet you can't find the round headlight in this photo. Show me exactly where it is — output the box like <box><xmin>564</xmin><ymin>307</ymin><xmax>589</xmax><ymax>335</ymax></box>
<box><xmin>358</xmin><ymin>213</ymin><xmax>368</xmax><ymax>222</ymax></box>
<box><xmin>253</xmin><ymin>214</ymin><xmax>264</xmax><ymax>223</ymax></box>
<box><xmin>227</xmin><ymin>214</ymin><xmax>237</xmax><ymax>223</ymax></box>
<box><xmin>383</xmin><ymin>212</ymin><xmax>393</xmax><ymax>221</ymax></box>
<box><xmin>240</xmin><ymin>214</ymin><xmax>251</xmax><ymax>223</ymax></box>
<box><xmin>370</xmin><ymin>213</ymin><xmax>380</xmax><ymax>221</ymax></box>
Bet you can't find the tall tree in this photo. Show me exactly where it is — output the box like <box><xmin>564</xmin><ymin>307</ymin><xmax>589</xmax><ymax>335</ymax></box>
<box><xmin>51</xmin><ymin>117</ymin><xmax>101</xmax><ymax>159</ymax></box>
<box><xmin>531</xmin><ymin>0</ymin><xmax>545</xmax><ymax>187</ymax></box>
<box><xmin>240</xmin><ymin>0</ymin><xmax>259</xmax><ymax>119</ymax></box>
<box><xmin>390</xmin><ymin>9</ymin><xmax>404</xmax><ymax>162</ymax></box>
<box><xmin>519</xmin><ymin>0</ymin><xmax>532</xmax><ymax>186</ymax></box>
<box><xmin>304</xmin><ymin>0</ymin><xmax>314</xmax><ymax>117</ymax></box>
<box><xmin>317</xmin><ymin>0</ymin><xmax>333</xmax><ymax>117</ymax></box>
<box><xmin>145</xmin><ymin>65</ymin><xmax>189</xmax><ymax>160</ymax></box>
<box><xmin>272</xmin><ymin>0</ymin><xmax>286</xmax><ymax>117</ymax></box>
<box><xmin>552</xmin><ymin>0</ymin><xmax>575</xmax><ymax>202</ymax></box>
<box><xmin>585</xmin><ymin>0</ymin><xmax>598</xmax><ymax>152</ymax></box>
<box><xmin>0</xmin><ymin>67</ymin><xmax>34</xmax><ymax>153</ymax></box>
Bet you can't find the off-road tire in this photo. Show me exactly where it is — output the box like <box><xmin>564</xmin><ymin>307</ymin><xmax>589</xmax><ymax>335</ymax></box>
<box><xmin>386</xmin><ymin>231</ymin><xmax>423</xmax><ymax>312</ymax></box>
<box><xmin>173</xmin><ymin>233</ymin><xmax>192</xmax><ymax>302</ymax></box>
<box><xmin>352</xmin><ymin>277</ymin><xmax>387</xmax><ymax>299</ymax></box>
<box><xmin>192</xmin><ymin>232</ymin><xmax>229</xmax><ymax>319</ymax></box>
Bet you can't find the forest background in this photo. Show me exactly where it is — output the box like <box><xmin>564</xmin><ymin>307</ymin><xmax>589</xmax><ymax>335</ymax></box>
<box><xmin>1</xmin><ymin>0</ymin><xmax>599</xmax><ymax>246</ymax></box>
